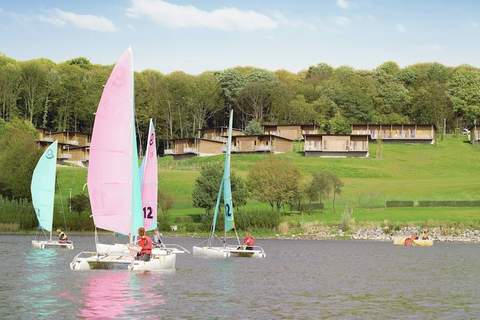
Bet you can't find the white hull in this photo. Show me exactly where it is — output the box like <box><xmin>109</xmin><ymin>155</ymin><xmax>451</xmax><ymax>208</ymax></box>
<box><xmin>225</xmin><ymin>245</ymin><xmax>266</xmax><ymax>258</ymax></box>
<box><xmin>129</xmin><ymin>253</ymin><xmax>176</xmax><ymax>272</ymax></box>
<box><xmin>192</xmin><ymin>246</ymin><xmax>231</xmax><ymax>258</ymax></box>
<box><xmin>32</xmin><ymin>240</ymin><xmax>74</xmax><ymax>250</ymax></box>
<box><xmin>70</xmin><ymin>248</ymin><xmax>176</xmax><ymax>271</ymax></box>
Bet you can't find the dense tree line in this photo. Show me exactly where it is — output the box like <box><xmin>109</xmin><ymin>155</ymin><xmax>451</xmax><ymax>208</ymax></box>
<box><xmin>1</xmin><ymin>53</ymin><xmax>480</xmax><ymax>139</ymax></box>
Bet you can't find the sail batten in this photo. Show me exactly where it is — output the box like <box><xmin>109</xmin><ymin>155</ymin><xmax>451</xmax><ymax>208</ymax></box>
<box><xmin>31</xmin><ymin>141</ymin><xmax>58</xmax><ymax>232</ymax></box>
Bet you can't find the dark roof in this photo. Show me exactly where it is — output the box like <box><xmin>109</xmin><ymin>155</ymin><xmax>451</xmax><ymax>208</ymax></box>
<box><xmin>232</xmin><ymin>134</ymin><xmax>294</xmax><ymax>141</ymax></box>
<box><xmin>165</xmin><ymin>137</ymin><xmax>224</xmax><ymax>144</ymax></box>
<box><xmin>263</xmin><ymin>123</ymin><xmax>318</xmax><ymax>127</ymax></box>
<box><xmin>304</xmin><ymin>134</ymin><xmax>370</xmax><ymax>138</ymax></box>
<box><xmin>351</xmin><ymin>123</ymin><xmax>436</xmax><ymax>129</ymax></box>
<box><xmin>198</xmin><ymin>126</ymin><xmax>243</xmax><ymax>132</ymax></box>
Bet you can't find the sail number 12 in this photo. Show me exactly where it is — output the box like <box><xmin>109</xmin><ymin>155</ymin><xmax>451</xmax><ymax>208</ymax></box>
<box><xmin>143</xmin><ymin>207</ymin><xmax>153</xmax><ymax>219</ymax></box>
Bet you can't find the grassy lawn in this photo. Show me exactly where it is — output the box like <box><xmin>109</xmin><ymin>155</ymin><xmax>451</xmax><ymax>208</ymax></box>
<box><xmin>54</xmin><ymin>135</ymin><xmax>480</xmax><ymax>227</ymax></box>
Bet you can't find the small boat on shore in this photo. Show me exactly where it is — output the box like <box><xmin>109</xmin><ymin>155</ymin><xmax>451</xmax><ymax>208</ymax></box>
<box><xmin>392</xmin><ymin>236</ymin><xmax>434</xmax><ymax>247</ymax></box>
<box><xmin>31</xmin><ymin>140</ymin><xmax>73</xmax><ymax>250</ymax></box>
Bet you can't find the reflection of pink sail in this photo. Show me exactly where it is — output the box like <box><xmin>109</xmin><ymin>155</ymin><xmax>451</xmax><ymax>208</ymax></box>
<box><xmin>141</xmin><ymin>119</ymin><xmax>157</xmax><ymax>231</ymax></box>
<box><xmin>78</xmin><ymin>272</ymin><xmax>134</xmax><ymax>319</ymax></box>
<box><xmin>87</xmin><ymin>48</ymin><xmax>134</xmax><ymax>235</ymax></box>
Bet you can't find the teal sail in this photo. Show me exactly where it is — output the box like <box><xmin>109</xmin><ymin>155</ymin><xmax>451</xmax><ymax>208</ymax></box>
<box><xmin>223</xmin><ymin>109</ymin><xmax>235</xmax><ymax>232</ymax></box>
<box><xmin>31</xmin><ymin>141</ymin><xmax>58</xmax><ymax>232</ymax></box>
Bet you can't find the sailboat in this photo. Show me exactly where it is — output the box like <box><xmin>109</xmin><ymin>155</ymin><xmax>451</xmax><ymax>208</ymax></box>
<box><xmin>192</xmin><ymin>110</ymin><xmax>266</xmax><ymax>258</ymax></box>
<box><xmin>31</xmin><ymin>141</ymin><xmax>74</xmax><ymax>250</ymax></box>
<box><xmin>70</xmin><ymin>48</ymin><xmax>175</xmax><ymax>271</ymax></box>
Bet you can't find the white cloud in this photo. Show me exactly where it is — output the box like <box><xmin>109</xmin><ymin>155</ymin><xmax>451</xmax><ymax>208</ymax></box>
<box><xmin>126</xmin><ymin>0</ymin><xmax>278</xmax><ymax>31</ymax></box>
<box><xmin>336</xmin><ymin>0</ymin><xmax>349</xmax><ymax>9</ymax></box>
<box><xmin>396</xmin><ymin>23</ymin><xmax>406</xmax><ymax>33</ymax></box>
<box><xmin>334</xmin><ymin>16</ymin><xmax>351</xmax><ymax>26</ymax></box>
<box><xmin>41</xmin><ymin>9</ymin><xmax>116</xmax><ymax>32</ymax></box>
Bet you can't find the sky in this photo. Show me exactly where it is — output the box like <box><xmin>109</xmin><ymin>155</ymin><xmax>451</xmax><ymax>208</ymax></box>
<box><xmin>1</xmin><ymin>0</ymin><xmax>480</xmax><ymax>74</ymax></box>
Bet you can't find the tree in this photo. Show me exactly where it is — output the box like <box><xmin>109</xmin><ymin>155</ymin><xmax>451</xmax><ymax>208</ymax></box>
<box><xmin>305</xmin><ymin>172</ymin><xmax>332</xmax><ymax>205</ymax></box>
<box><xmin>247</xmin><ymin>158</ymin><xmax>300</xmax><ymax>211</ymax></box>
<box><xmin>330</xmin><ymin>173</ymin><xmax>344</xmax><ymax>212</ymax></box>
<box><xmin>0</xmin><ymin>118</ymin><xmax>41</xmax><ymax>199</ymax></box>
<box><xmin>244</xmin><ymin>119</ymin><xmax>263</xmax><ymax>135</ymax></box>
<box><xmin>159</xmin><ymin>191</ymin><xmax>174</xmax><ymax>214</ymax></box>
<box><xmin>192</xmin><ymin>164</ymin><xmax>248</xmax><ymax>214</ymax></box>
<box><xmin>70</xmin><ymin>193</ymin><xmax>90</xmax><ymax>214</ymax></box>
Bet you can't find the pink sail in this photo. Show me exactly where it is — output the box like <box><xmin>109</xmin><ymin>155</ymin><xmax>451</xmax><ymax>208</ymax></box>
<box><xmin>87</xmin><ymin>48</ymin><xmax>134</xmax><ymax>235</ymax></box>
<box><xmin>141</xmin><ymin>119</ymin><xmax>158</xmax><ymax>231</ymax></box>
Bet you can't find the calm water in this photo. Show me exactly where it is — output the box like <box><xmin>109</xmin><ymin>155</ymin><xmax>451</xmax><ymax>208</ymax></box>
<box><xmin>1</xmin><ymin>235</ymin><xmax>480</xmax><ymax>319</ymax></box>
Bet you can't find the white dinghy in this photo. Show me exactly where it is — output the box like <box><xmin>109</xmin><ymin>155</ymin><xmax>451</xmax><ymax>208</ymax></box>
<box><xmin>70</xmin><ymin>48</ymin><xmax>177</xmax><ymax>271</ymax></box>
<box><xmin>193</xmin><ymin>110</ymin><xmax>265</xmax><ymax>259</ymax></box>
<box><xmin>31</xmin><ymin>140</ymin><xmax>74</xmax><ymax>250</ymax></box>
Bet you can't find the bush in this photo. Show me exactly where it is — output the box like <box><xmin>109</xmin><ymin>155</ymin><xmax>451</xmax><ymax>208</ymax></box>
<box><xmin>157</xmin><ymin>214</ymin><xmax>170</xmax><ymax>232</ymax></box>
<box><xmin>340</xmin><ymin>207</ymin><xmax>355</xmax><ymax>232</ymax></box>
<box><xmin>159</xmin><ymin>191</ymin><xmax>174</xmax><ymax>214</ymax></box>
<box><xmin>235</xmin><ymin>209</ymin><xmax>280</xmax><ymax>230</ymax></box>
<box><xmin>0</xmin><ymin>196</ymin><xmax>36</xmax><ymax>229</ymax></box>
<box><xmin>417</xmin><ymin>200</ymin><xmax>480</xmax><ymax>207</ymax></box>
<box><xmin>385</xmin><ymin>200</ymin><xmax>414</xmax><ymax>207</ymax></box>
<box><xmin>70</xmin><ymin>193</ymin><xmax>90</xmax><ymax>213</ymax></box>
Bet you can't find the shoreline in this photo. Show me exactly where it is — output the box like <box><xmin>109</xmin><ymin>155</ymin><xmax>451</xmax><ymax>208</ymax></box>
<box><xmin>3</xmin><ymin>226</ymin><xmax>480</xmax><ymax>243</ymax></box>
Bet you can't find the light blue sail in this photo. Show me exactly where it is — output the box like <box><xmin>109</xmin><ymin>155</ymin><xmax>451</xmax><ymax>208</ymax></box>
<box><xmin>223</xmin><ymin>109</ymin><xmax>235</xmax><ymax>232</ymax></box>
<box><xmin>31</xmin><ymin>141</ymin><xmax>58</xmax><ymax>232</ymax></box>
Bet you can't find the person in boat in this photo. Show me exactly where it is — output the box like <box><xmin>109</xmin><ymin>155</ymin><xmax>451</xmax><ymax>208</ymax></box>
<box><xmin>136</xmin><ymin>227</ymin><xmax>152</xmax><ymax>261</ymax></box>
<box><xmin>57</xmin><ymin>229</ymin><xmax>68</xmax><ymax>242</ymax></box>
<box><xmin>243</xmin><ymin>232</ymin><xmax>255</xmax><ymax>250</ymax></box>
<box><xmin>421</xmin><ymin>230</ymin><xmax>429</xmax><ymax>240</ymax></box>
<box><xmin>152</xmin><ymin>229</ymin><xmax>164</xmax><ymax>248</ymax></box>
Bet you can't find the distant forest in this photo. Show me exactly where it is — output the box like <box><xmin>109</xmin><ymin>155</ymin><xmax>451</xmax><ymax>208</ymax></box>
<box><xmin>1</xmin><ymin>53</ymin><xmax>480</xmax><ymax>141</ymax></box>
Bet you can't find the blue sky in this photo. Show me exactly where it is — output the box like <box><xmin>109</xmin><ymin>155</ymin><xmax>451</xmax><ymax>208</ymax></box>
<box><xmin>1</xmin><ymin>0</ymin><xmax>480</xmax><ymax>74</ymax></box>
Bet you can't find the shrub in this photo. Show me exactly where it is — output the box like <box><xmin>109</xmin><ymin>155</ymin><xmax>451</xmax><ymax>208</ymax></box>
<box><xmin>385</xmin><ymin>200</ymin><xmax>414</xmax><ymax>207</ymax></box>
<box><xmin>340</xmin><ymin>207</ymin><xmax>355</xmax><ymax>232</ymax></box>
<box><xmin>159</xmin><ymin>191</ymin><xmax>174</xmax><ymax>214</ymax></box>
<box><xmin>70</xmin><ymin>193</ymin><xmax>90</xmax><ymax>214</ymax></box>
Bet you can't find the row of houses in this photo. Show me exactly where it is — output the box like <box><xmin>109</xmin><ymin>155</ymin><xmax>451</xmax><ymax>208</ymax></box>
<box><xmin>34</xmin><ymin>124</ymin><xmax>440</xmax><ymax>163</ymax></box>
<box><xmin>164</xmin><ymin>124</ymin><xmax>437</xmax><ymax>159</ymax></box>
<box><xmin>36</xmin><ymin>129</ymin><xmax>91</xmax><ymax>166</ymax></box>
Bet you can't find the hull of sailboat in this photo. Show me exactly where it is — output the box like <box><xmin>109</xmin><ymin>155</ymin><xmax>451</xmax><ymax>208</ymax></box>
<box><xmin>32</xmin><ymin>240</ymin><xmax>74</xmax><ymax>250</ymax></box>
<box><xmin>70</xmin><ymin>249</ymin><xmax>176</xmax><ymax>271</ymax></box>
<box><xmin>129</xmin><ymin>252</ymin><xmax>176</xmax><ymax>272</ymax></box>
<box><xmin>192</xmin><ymin>246</ymin><xmax>231</xmax><ymax>258</ymax></box>
<box><xmin>225</xmin><ymin>245</ymin><xmax>266</xmax><ymax>258</ymax></box>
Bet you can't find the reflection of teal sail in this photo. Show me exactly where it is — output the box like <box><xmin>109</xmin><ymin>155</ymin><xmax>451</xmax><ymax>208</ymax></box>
<box><xmin>130</xmin><ymin>58</ymin><xmax>143</xmax><ymax>237</ymax></box>
<box><xmin>31</xmin><ymin>141</ymin><xmax>58</xmax><ymax>232</ymax></box>
<box><xmin>223</xmin><ymin>110</ymin><xmax>234</xmax><ymax>232</ymax></box>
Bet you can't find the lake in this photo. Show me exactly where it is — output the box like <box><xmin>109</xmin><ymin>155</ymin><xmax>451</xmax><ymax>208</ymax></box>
<box><xmin>1</xmin><ymin>235</ymin><xmax>479</xmax><ymax>319</ymax></box>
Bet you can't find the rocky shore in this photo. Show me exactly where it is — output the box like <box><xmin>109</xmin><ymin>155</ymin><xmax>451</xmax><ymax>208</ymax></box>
<box><xmin>278</xmin><ymin>226</ymin><xmax>480</xmax><ymax>243</ymax></box>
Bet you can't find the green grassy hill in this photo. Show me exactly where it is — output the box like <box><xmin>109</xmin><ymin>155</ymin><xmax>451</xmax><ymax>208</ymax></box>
<box><xmin>54</xmin><ymin>135</ymin><xmax>480</xmax><ymax>229</ymax></box>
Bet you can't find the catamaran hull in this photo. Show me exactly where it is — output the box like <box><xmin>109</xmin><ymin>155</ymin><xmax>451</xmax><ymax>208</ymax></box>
<box><xmin>70</xmin><ymin>250</ymin><xmax>176</xmax><ymax>271</ymax></box>
<box><xmin>128</xmin><ymin>253</ymin><xmax>176</xmax><ymax>272</ymax></box>
<box><xmin>32</xmin><ymin>240</ymin><xmax>74</xmax><ymax>250</ymax></box>
<box><xmin>227</xmin><ymin>249</ymin><xmax>266</xmax><ymax>258</ymax></box>
<box><xmin>192</xmin><ymin>246</ymin><xmax>231</xmax><ymax>258</ymax></box>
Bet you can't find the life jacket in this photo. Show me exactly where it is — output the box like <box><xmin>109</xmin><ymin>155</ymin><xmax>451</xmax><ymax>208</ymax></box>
<box><xmin>137</xmin><ymin>235</ymin><xmax>152</xmax><ymax>255</ymax></box>
<box><xmin>243</xmin><ymin>236</ymin><xmax>255</xmax><ymax>247</ymax></box>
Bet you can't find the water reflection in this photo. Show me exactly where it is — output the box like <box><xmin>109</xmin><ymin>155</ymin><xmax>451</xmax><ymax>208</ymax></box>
<box><xmin>22</xmin><ymin>249</ymin><xmax>64</xmax><ymax>319</ymax></box>
<box><xmin>78</xmin><ymin>271</ymin><xmax>167</xmax><ymax>319</ymax></box>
